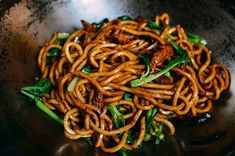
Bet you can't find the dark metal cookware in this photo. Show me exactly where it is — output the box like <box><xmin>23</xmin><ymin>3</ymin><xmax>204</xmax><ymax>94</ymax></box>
<box><xmin>0</xmin><ymin>0</ymin><xmax>234</xmax><ymax>155</ymax></box>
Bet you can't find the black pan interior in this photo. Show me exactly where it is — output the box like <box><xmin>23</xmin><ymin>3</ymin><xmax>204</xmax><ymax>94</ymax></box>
<box><xmin>0</xmin><ymin>0</ymin><xmax>235</xmax><ymax>155</ymax></box>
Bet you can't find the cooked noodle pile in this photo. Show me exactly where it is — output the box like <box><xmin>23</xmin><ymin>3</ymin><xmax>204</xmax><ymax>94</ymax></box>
<box><xmin>36</xmin><ymin>13</ymin><xmax>230</xmax><ymax>153</ymax></box>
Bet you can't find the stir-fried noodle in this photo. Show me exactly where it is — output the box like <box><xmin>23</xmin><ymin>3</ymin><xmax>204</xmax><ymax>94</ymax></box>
<box><xmin>21</xmin><ymin>13</ymin><xmax>230</xmax><ymax>154</ymax></box>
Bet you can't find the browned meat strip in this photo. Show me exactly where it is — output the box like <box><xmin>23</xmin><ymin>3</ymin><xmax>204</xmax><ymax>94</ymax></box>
<box><xmin>135</xmin><ymin>17</ymin><xmax>145</xmax><ymax>24</ymax></box>
<box><xmin>154</xmin><ymin>75</ymin><xmax>172</xmax><ymax>84</ymax></box>
<box><xmin>112</xmin><ymin>31</ymin><xmax>134</xmax><ymax>44</ymax></box>
<box><xmin>151</xmin><ymin>45</ymin><xmax>174</xmax><ymax>69</ymax></box>
<box><xmin>81</xmin><ymin>20</ymin><xmax>96</xmax><ymax>32</ymax></box>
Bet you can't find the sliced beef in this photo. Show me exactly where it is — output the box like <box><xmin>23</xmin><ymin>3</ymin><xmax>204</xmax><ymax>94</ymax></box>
<box><xmin>154</xmin><ymin>75</ymin><xmax>172</xmax><ymax>84</ymax></box>
<box><xmin>112</xmin><ymin>31</ymin><xmax>134</xmax><ymax>44</ymax></box>
<box><xmin>135</xmin><ymin>17</ymin><xmax>145</xmax><ymax>24</ymax></box>
<box><xmin>81</xmin><ymin>20</ymin><xmax>96</xmax><ymax>32</ymax></box>
<box><xmin>151</xmin><ymin>45</ymin><xmax>174</xmax><ymax>69</ymax></box>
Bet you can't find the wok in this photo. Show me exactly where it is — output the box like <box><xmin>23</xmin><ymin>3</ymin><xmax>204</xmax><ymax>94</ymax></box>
<box><xmin>0</xmin><ymin>0</ymin><xmax>235</xmax><ymax>155</ymax></box>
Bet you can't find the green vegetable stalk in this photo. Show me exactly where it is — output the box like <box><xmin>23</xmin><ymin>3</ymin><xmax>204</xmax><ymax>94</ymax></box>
<box><xmin>118</xmin><ymin>15</ymin><xmax>133</xmax><ymax>20</ymax></box>
<box><xmin>35</xmin><ymin>97</ymin><xmax>64</xmax><ymax>125</ymax></box>
<box><xmin>186</xmin><ymin>32</ymin><xmax>207</xmax><ymax>46</ymax></box>
<box><xmin>21</xmin><ymin>78</ymin><xmax>64</xmax><ymax>125</ymax></box>
<box><xmin>130</xmin><ymin>53</ymin><xmax>189</xmax><ymax>87</ymax></box>
<box><xmin>146</xmin><ymin>20</ymin><xmax>164</xmax><ymax>31</ymax></box>
<box><xmin>47</xmin><ymin>47</ymin><xmax>60</xmax><ymax>57</ymax></box>
<box><xmin>57</xmin><ymin>32</ymin><xmax>70</xmax><ymax>42</ymax></box>
<box><xmin>92</xmin><ymin>18</ymin><xmax>109</xmax><ymax>30</ymax></box>
<box><xmin>146</xmin><ymin>108</ymin><xmax>158</xmax><ymax>131</ymax></box>
<box><xmin>119</xmin><ymin>148</ymin><xmax>129</xmax><ymax>156</ymax></box>
<box><xmin>130</xmin><ymin>34</ymin><xmax>190</xmax><ymax>88</ymax></box>
<box><xmin>151</xmin><ymin>122</ymin><xmax>164</xmax><ymax>144</ymax></box>
<box><xmin>108</xmin><ymin>104</ymin><xmax>125</xmax><ymax>129</ymax></box>
<box><xmin>144</xmin><ymin>108</ymin><xmax>164</xmax><ymax>144</ymax></box>
<box><xmin>168</xmin><ymin>40</ymin><xmax>185</xmax><ymax>55</ymax></box>
<box><xmin>146</xmin><ymin>20</ymin><xmax>207</xmax><ymax>46</ymax></box>
<box><xmin>67</xmin><ymin>66</ymin><xmax>92</xmax><ymax>92</ymax></box>
<box><xmin>67</xmin><ymin>77</ymin><xmax>79</xmax><ymax>93</ymax></box>
<box><xmin>138</xmin><ymin>55</ymin><xmax>150</xmax><ymax>78</ymax></box>
<box><xmin>21</xmin><ymin>78</ymin><xmax>51</xmax><ymax>97</ymax></box>
<box><xmin>123</xmin><ymin>92</ymin><xmax>133</xmax><ymax>101</ymax></box>
<box><xmin>81</xmin><ymin>66</ymin><xmax>93</xmax><ymax>73</ymax></box>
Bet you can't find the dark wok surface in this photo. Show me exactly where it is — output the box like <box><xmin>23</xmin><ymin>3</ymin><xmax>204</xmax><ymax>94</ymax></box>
<box><xmin>0</xmin><ymin>0</ymin><xmax>235</xmax><ymax>155</ymax></box>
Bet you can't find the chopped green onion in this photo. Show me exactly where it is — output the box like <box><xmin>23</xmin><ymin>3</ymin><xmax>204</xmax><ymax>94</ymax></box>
<box><xmin>81</xmin><ymin>66</ymin><xmax>92</xmax><ymax>73</ymax></box>
<box><xmin>138</xmin><ymin>55</ymin><xmax>150</xmax><ymax>78</ymax></box>
<box><xmin>126</xmin><ymin>132</ymin><xmax>137</xmax><ymax>144</ymax></box>
<box><xmin>47</xmin><ymin>47</ymin><xmax>60</xmax><ymax>57</ymax></box>
<box><xmin>155</xmin><ymin>138</ymin><xmax>161</xmax><ymax>144</ymax></box>
<box><xmin>186</xmin><ymin>32</ymin><xmax>207</xmax><ymax>46</ymax></box>
<box><xmin>144</xmin><ymin>133</ymin><xmax>152</xmax><ymax>141</ymax></box>
<box><xmin>159</xmin><ymin>133</ymin><xmax>164</xmax><ymax>140</ymax></box>
<box><xmin>168</xmin><ymin>40</ymin><xmax>185</xmax><ymax>55</ymax></box>
<box><xmin>67</xmin><ymin>66</ymin><xmax>92</xmax><ymax>92</ymax></box>
<box><xmin>129</xmin><ymin>55</ymin><xmax>151</xmax><ymax>88</ymax></box>
<box><xmin>146</xmin><ymin>109</ymin><xmax>153</xmax><ymax>119</ymax></box>
<box><xmin>67</xmin><ymin>77</ymin><xmax>79</xmax><ymax>92</ymax></box>
<box><xmin>123</xmin><ymin>92</ymin><xmax>133</xmax><ymax>101</ymax></box>
<box><xmin>108</xmin><ymin>104</ymin><xmax>125</xmax><ymax>128</ymax></box>
<box><xmin>146</xmin><ymin>108</ymin><xmax>158</xmax><ymax>131</ymax></box>
<box><xmin>83</xmin><ymin>137</ymin><xmax>93</xmax><ymax>145</ymax></box>
<box><xmin>152</xmin><ymin>123</ymin><xmax>164</xmax><ymax>143</ymax></box>
<box><xmin>164</xmin><ymin>71</ymin><xmax>171</xmax><ymax>77</ymax></box>
<box><xmin>146</xmin><ymin>20</ymin><xmax>164</xmax><ymax>31</ymax></box>
<box><xmin>130</xmin><ymin>53</ymin><xmax>189</xmax><ymax>87</ymax></box>
<box><xmin>119</xmin><ymin>148</ymin><xmax>129</xmax><ymax>156</ymax></box>
<box><xmin>166</xmin><ymin>34</ymin><xmax>188</xmax><ymax>56</ymax></box>
<box><xmin>152</xmin><ymin>123</ymin><xmax>162</xmax><ymax>136</ymax></box>
<box><xmin>144</xmin><ymin>122</ymin><xmax>164</xmax><ymax>144</ymax></box>
<box><xmin>92</xmin><ymin>18</ymin><xmax>109</xmax><ymax>30</ymax></box>
<box><xmin>57</xmin><ymin>32</ymin><xmax>70</xmax><ymax>41</ymax></box>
